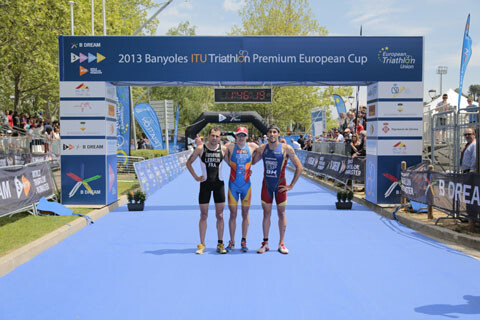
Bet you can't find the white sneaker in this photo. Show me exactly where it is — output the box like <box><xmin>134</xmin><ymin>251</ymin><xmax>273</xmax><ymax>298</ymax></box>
<box><xmin>257</xmin><ymin>241</ymin><xmax>269</xmax><ymax>254</ymax></box>
<box><xmin>195</xmin><ymin>244</ymin><xmax>206</xmax><ymax>254</ymax></box>
<box><xmin>278</xmin><ymin>244</ymin><xmax>289</xmax><ymax>254</ymax></box>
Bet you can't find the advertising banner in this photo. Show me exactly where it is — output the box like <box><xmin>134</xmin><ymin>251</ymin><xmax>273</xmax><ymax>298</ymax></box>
<box><xmin>301</xmin><ymin>152</ymin><xmax>365</xmax><ymax>183</ymax></box>
<box><xmin>402</xmin><ymin>165</ymin><xmax>480</xmax><ymax>215</ymax></box>
<box><xmin>59</xmin><ymin>36</ymin><xmax>423</xmax><ymax>83</ymax></box>
<box><xmin>60</xmin><ymin>119</ymin><xmax>116</xmax><ymax>137</ymax></box>
<box><xmin>134</xmin><ymin>103</ymin><xmax>165</xmax><ymax>149</ymax></box>
<box><xmin>134</xmin><ymin>150</ymin><xmax>192</xmax><ymax>197</ymax></box>
<box><xmin>0</xmin><ymin>162</ymin><xmax>55</xmax><ymax>217</ymax></box>
<box><xmin>366</xmin><ymin>101</ymin><xmax>423</xmax><ymax>119</ymax></box>
<box><xmin>116</xmin><ymin>86</ymin><xmax>131</xmax><ymax>156</ymax></box>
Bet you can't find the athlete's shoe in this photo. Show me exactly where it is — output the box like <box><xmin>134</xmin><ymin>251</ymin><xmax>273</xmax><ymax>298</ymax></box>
<box><xmin>226</xmin><ymin>241</ymin><xmax>235</xmax><ymax>252</ymax></box>
<box><xmin>257</xmin><ymin>241</ymin><xmax>269</xmax><ymax>254</ymax></box>
<box><xmin>196</xmin><ymin>244</ymin><xmax>206</xmax><ymax>254</ymax></box>
<box><xmin>278</xmin><ymin>244</ymin><xmax>289</xmax><ymax>254</ymax></box>
<box><xmin>241</xmin><ymin>240</ymin><xmax>248</xmax><ymax>252</ymax></box>
<box><xmin>216</xmin><ymin>243</ymin><xmax>227</xmax><ymax>254</ymax></box>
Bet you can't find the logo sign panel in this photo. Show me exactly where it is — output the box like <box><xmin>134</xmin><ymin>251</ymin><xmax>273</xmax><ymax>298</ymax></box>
<box><xmin>367</xmin><ymin>83</ymin><xmax>378</xmax><ymax>101</ymax></box>
<box><xmin>375</xmin><ymin>101</ymin><xmax>423</xmax><ymax>118</ymax></box>
<box><xmin>369</xmin><ymin>120</ymin><xmax>422</xmax><ymax>137</ymax></box>
<box><xmin>61</xmin><ymin>139</ymin><xmax>108</xmax><ymax>155</ymax></box>
<box><xmin>377</xmin><ymin>81</ymin><xmax>423</xmax><ymax>99</ymax></box>
<box><xmin>59</xmin><ymin>81</ymin><xmax>107</xmax><ymax>98</ymax></box>
<box><xmin>61</xmin><ymin>119</ymin><xmax>108</xmax><ymax>136</ymax></box>
<box><xmin>376</xmin><ymin>139</ymin><xmax>422</xmax><ymax>156</ymax></box>
<box><xmin>60</xmin><ymin>100</ymin><xmax>109</xmax><ymax>117</ymax></box>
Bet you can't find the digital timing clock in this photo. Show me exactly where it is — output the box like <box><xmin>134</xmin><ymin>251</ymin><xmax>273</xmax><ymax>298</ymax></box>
<box><xmin>214</xmin><ymin>88</ymin><xmax>272</xmax><ymax>103</ymax></box>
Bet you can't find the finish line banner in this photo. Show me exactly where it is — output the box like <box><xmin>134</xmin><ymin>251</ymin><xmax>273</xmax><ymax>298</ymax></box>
<box><xmin>296</xmin><ymin>150</ymin><xmax>365</xmax><ymax>183</ymax></box>
<box><xmin>0</xmin><ymin>162</ymin><xmax>55</xmax><ymax>217</ymax></box>
<box><xmin>59</xmin><ymin>36</ymin><xmax>423</xmax><ymax>82</ymax></box>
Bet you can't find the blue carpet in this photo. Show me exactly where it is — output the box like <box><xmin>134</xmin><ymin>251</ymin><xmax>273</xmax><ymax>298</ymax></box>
<box><xmin>1</xmin><ymin>161</ymin><xmax>479</xmax><ymax>320</ymax></box>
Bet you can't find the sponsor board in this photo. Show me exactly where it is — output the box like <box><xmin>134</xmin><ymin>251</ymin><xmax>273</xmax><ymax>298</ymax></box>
<box><xmin>61</xmin><ymin>139</ymin><xmax>108</xmax><ymax>155</ymax></box>
<box><xmin>59</xmin><ymin>81</ymin><xmax>107</xmax><ymax>98</ymax></box>
<box><xmin>366</xmin><ymin>140</ymin><xmax>378</xmax><ymax>156</ymax></box>
<box><xmin>107</xmin><ymin>139</ymin><xmax>117</xmax><ymax>155</ymax></box>
<box><xmin>105</xmin><ymin>82</ymin><xmax>117</xmax><ymax>101</ymax></box>
<box><xmin>377</xmin><ymin>81</ymin><xmax>423</xmax><ymax>99</ymax></box>
<box><xmin>374</xmin><ymin>101</ymin><xmax>423</xmax><ymax>118</ymax></box>
<box><xmin>61</xmin><ymin>119</ymin><xmax>109</xmax><ymax>136</ymax></box>
<box><xmin>61</xmin><ymin>155</ymin><xmax>107</xmax><ymax>205</ymax></box>
<box><xmin>106</xmin><ymin>119</ymin><xmax>117</xmax><ymax>137</ymax></box>
<box><xmin>368</xmin><ymin>120</ymin><xmax>423</xmax><ymax>137</ymax></box>
<box><xmin>376</xmin><ymin>139</ymin><xmax>422</xmax><ymax>156</ymax></box>
<box><xmin>367</xmin><ymin>103</ymin><xmax>376</xmax><ymax>119</ymax></box>
<box><xmin>367</xmin><ymin>82</ymin><xmax>378</xmax><ymax>101</ymax></box>
<box><xmin>60</xmin><ymin>100</ymin><xmax>109</xmax><ymax>117</ymax></box>
<box><xmin>365</xmin><ymin>155</ymin><xmax>378</xmax><ymax>203</ymax></box>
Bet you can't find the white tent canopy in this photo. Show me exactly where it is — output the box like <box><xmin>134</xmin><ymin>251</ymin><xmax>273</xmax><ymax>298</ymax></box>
<box><xmin>424</xmin><ymin>88</ymin><xmax>470</xmax><ymax>112</ymax></box>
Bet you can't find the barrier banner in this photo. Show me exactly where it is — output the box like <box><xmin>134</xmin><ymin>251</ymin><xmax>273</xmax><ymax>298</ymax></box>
<box><xmin>401</xmin><ymin>167</ymin><xmax>480</xmax><ymax>216</ymax></box>
<box><xmin>134</xmin><ymin>150</ymin><xmax>192</xmax><ymax>197</ymax></box>
<box><xmin>0</xmin><ymin>162</ymin><xmax>55</xmax><ymax>217</ymax></box>
<box><xmin>300</xmin><ymin>151</ymin><xmax>365</xmax><ymax>182</ymax></box>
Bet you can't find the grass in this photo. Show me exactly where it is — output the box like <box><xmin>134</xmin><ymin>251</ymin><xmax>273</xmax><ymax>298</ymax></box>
<box><xmin>0</xmin><ymin>179</ymin><xmax>140</xmax><ymax>257</ymax></box>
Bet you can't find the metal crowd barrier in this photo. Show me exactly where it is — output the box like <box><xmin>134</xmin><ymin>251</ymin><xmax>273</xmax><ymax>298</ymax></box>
<box><xmin>312</xmin><ymin>142</ymin><xmax>351</xmax><ymax>155</ymax></box>
<box><xmin>0</xmin><ymin>136</ymin><xmax>61</xmax><ymax>168</ymax></box>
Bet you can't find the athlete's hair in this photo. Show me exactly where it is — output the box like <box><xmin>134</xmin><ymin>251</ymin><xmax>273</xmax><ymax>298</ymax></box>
<box><xmin>267</xmin><ymin>124</ymin><xmax>280</xmax><ymax>133</ymax></box>
<box><xmin>209</xmin><ymin>127</ymin><xmax>221</xmax><ymax>135</ymax></box>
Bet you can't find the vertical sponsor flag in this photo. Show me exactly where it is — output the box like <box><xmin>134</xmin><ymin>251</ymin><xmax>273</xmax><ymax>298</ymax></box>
<box><xmin>134</xmin><ymin>103</ymin><xmax>165</xmax><ymax>149</ymax></box>
<box><xmin>333</xmin><ymin>94</ymin><xmax>347</xmax><ymax>118</ymax></box>
<box><xmin>173</xmin><ymin>104</ymin><xmax>180</xmax><ymax>153</ymax></box>
<box><xmin>116</xmin><ymin>86</ymin><xmax>131</xmax><ymax>156</ymax></box>
<box><xmin>458</xmin><ymin>14</ymin><xmax>472</xmax><ymax>111</ymax></box>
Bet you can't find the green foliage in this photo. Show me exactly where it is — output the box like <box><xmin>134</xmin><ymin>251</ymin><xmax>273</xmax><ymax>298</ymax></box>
<box><xmin>468</xmin><ymin>84</ymin><xmax>480</xmax><ymax>101</ymax></box>
<box><xmin>133</xmin><ymin>190</ymin><xmax>146</xmax><ymax>203</ymax></box>
<box><xmin>228</xmin><ymin>0</ymin><xmax>352</xmax><ymax>133</ymax></box>
<box><xmin>0</xmin><ymin>0</ymin><xmax>159</xmax><ymax>116</ymax></box>
<box><xmin>337</xmin><ymin>192</ymin><xmax>342</xmax><ymax>202</ymax></box>
<box><xmin>131</xmin><ymin>149</ymin><xmax>168</xmax><ymax>159</ymax></box>
<box><xmin>347</xmin><ymin>190</ymin><xmax>354</xmax><ymax>202</ymax></box>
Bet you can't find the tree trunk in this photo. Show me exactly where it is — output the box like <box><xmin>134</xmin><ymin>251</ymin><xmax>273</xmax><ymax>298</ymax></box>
<box><xmin>13</xmin><ymin>73</ymin><xmax>21</xmax><ymax>112</ymax></box>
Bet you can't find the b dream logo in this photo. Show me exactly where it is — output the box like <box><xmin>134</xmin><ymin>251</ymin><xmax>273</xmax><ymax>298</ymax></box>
<box><xmin>378</xmin><ymin>46</ymin><xmax>416</xmax><ymax>70</ymax></box>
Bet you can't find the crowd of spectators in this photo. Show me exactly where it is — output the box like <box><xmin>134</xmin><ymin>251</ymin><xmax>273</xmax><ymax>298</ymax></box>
<box><xmin>292</xmin><ymin>106</ymin><xmax>367</xmax><ymax>157</ymax></box>
<box><xmin>1</xmin><ymin>110</ymin><xmax>60</xmax><ymax>140</ymax></box>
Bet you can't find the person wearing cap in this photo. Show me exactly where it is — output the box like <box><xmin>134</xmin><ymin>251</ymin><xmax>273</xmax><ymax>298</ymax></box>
<box><xmin>186</xmin><ymin>127</ymin><xmax>229</xmax><ymax>255</ymax></box>
<box><xmin>252</xmin><ymin>124</ymin><xmax>303</xmax><ymax>254</ymax></box>
<box><xmin>223</xmin><ymin>126</ymin><xmax>259</xmax><ymax>252</ymax></box>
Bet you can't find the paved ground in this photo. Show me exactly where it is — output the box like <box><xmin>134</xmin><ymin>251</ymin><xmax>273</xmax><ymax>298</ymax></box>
<box><xmin>1</xmin><ymin>163</ymin><xmax>480</xmax><ymax>319</ymax></box>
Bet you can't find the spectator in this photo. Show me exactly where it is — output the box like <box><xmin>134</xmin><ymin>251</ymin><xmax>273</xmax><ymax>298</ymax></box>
<box><xmin>461</xmin><ymin>128</ymin><xmax>476</xmax><ymax>173</ymax></box>
<box><xmin>339</xmin><ymin>112</ymin><xmax>348</xmax><ymax>131</ymax></box>
<box><xmin>435</xmin><ymin>93</ymin><xmax>451</xmax><ymax>142</ymax></box>
<box><xmin>353</xmin><ymin>131</ymin><xmax>367</xmax><ymax>157</ymax></box>
<box><xmin>52</xmin><ymin>127</ymin><xmax>60</xmax><ymax>140</ymax></box>
<box><xmin>303</xmin><ymin>139</ymin><xmax>313</xmax><ymax>151</ymax></box>
<box><xmin>334</xmin><ymin>129</ymin><xmax>344</xmax><ymax>143</ymax></box>
<box><xmin>291</xmin><ymin>138</ymin><xmax>301</xmax><ymax>150</ymax></box>
<box><xmin>297</xmin><ymin>134</ymin><xmax>305</xmax><ymax>149</ymax></box>
<box><xmin>350</xmin><ymin>133</ymin><xmax>362</xmax><ymax>156</ymax></box>
<box><xmin>461</xmin><ymin>128</ymin><xmax>477</xmax><ymax>231</ymax></box>
<box><xmin>356</xmin><ymin>118</ymin><xmax>364</xmax><ymax>134</ymax></box>
<box><xmin>466</xmin><ymin>97</ymin><xmax>478</xmax><ymax>123</ymax></box>
<box><xmin>7</xmin><ymin>111</ymin><xmax>13</xmax><ymax>129</ymax></box>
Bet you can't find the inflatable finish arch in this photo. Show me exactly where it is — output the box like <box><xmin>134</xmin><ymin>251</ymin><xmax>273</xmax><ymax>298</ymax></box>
<box><xmin>185</xmin><ymin>111</ymin><xmax>268</xmax><ymax>146</ymax></box>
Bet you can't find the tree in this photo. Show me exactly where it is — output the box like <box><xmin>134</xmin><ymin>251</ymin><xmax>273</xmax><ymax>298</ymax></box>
<box><xmin>468</xmin><ymin>84</ymin><xmax>480</xmax><ymax>101</ymax></box>
<box><xmin>0</xmin><ymin>0</ymin><xmax>159</xmax><ymax>117</ymax></box>
<box><xmin>138</xmin><ymin>21</ymin><xmax>213</xmax><ymax>133</ymax></box>
<box><xmin>230</xmin><ymin>0</ymin><xmax>352</xmax><ymax>134</ymax></box>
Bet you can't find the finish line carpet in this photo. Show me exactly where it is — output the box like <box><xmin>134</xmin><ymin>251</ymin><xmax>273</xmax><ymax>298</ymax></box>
<box><xmin>1</xmin><ymin>162</ymin><xmax>480</xmax><ymax>320</ymax></box>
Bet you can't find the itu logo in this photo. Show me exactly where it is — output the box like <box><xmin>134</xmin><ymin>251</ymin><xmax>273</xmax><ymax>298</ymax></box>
<box><xmin>391</xmin><ymin>84</ymin><xmax>406</xmax><ymax>97</ymax></box>
<box><xmin>378</xmin><ymin>47</ymin><xmax>416</xmax><ymax>70</ymax></box>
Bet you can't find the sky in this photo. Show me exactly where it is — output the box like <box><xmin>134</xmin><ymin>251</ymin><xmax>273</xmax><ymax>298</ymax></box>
<box><xmin>149</xmin><ymin>0</ymin><xmax>480</xmax><ymax>105</ymax></box>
